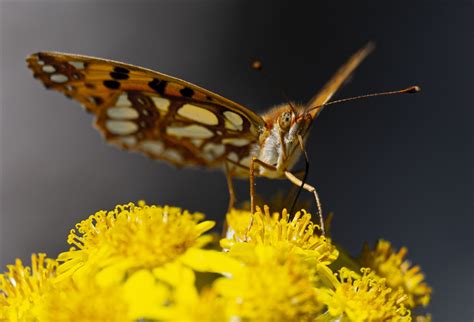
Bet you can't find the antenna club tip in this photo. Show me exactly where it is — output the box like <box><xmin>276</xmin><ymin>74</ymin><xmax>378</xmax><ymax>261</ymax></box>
<box><xmin>406</xmin><ymin>85</ymin><xmax>421</xmax><ymax>93</ymax></box>
<box><xmin>251</xmin><ymin>60</ymin><xmax>263</xmax><ymax>71</ymax></box>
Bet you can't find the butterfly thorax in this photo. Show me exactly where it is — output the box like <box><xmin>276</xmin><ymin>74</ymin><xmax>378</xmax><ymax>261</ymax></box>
<box><xmin>255</xmin><ymin>103</ymin><xmax>312</xmax><ymax>178</ymax></box>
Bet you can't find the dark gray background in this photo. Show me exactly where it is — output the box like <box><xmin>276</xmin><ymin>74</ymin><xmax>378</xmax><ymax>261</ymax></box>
<box><xmin>1</xmin><ymin>0</ymin><xmax>472</xmax><ymax>319</ymax></box>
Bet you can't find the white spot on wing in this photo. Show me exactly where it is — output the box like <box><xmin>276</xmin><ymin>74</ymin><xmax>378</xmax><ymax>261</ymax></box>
<box><xmin>105</xmin><ymin>120</ymin><xmax>138</xmax><ymax>135</ymax></box>
<box><xmin>37</xmin><ymin>60</ymin><xmax>45</xmax><ymax>65</ymax></box>
<box><xmin>50</xmin><ymin>74</ymin><xmax>68</xmax><ymax>83</ymax></box>
<box><xmin>163</xmin><ymin>149</ymin><xmax>183</xmax><ymax>163</ymax></box>
<box><xmin>227</xmin><ymin>152</ymin><xmax>239</xmax><ymax>162</ymax></box>
<box><xmin>202</xmin><ymin>152</ymin><xmax>214</xmax><ymax>161</ymax></box>
<box><xmin>118</xmin><ymin>136</ymin><xmax>137</xmax><ymax>146</ymax></box>
<box><xmin>204</xmin><ymin>143</ymin><xmax>226</xmax><ymax>157</ymax></box>
<box><xmin>239</xmin><ymin>156</ymin><xmax>251</xmax><ymax>167</ymax></box>
<box><xmin>140</xmin><ymin>140</ymin><xmax>164</xmax><ymax>155</ymax></box>
<box><xmin>224</xmin><ymin>111</ymin><xmax>244</xmax><ymax>131</ymax></box>
<box><xmin>150</xmin><ymin>96</ymin><xmax>170</xmax><ymax>113</ymax></box>
<box><xmin>115</xmin><ymin>94</ymin><xmax>132</xmax><ymax>107</ymax></box>
<box><xmin>166</xmin><ymin>124</ymin><xmax>214</xmax><ymax>139</ymax></box>
<box><xmin>86</xmin><ymin>96</ymin><xmax>99</xmax><ymax>105</ymax></box>
<box><xmin>191</xmin><ymin>139</ymin><xmax>204</xmax><ymax>147</ymax></box>
<box><xmin>202</xmin><ymin>143</ymin><xmax>226</xmax><ymax>162</ymax></box>
<box><xmin>42</xmin><ymin>65</ymin><xmax>56</xmax><ymax>73</ymax></box>
<box><xmin>222</xmin><ymin>138</ymin><xmax>250</xmax><ymax>147</ymax></box>
<box><xmin>107</xmin><ymin>107</ymin><xmax>139</xmax><ymax>120</ymax></box>
<box><xmin>178</xmin><ymin>104</ymin><xmax>218</xmax><ymax>125</ymax></box>
<box><xmin>69</xmin><ymin>61</ymin><xmax>85</xmax><ymax>69</ymax></box>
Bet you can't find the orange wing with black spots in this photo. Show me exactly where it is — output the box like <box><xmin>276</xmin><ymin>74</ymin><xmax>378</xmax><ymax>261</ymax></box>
<box><xmin>27</xmin><ymin>52</ymin><xmax>266</xmax><ymax>169</ymax></box>
<box><xmin>306</xmin><ymin>42</ymin><xmax>374</xmax><ymax>118</ymax></box>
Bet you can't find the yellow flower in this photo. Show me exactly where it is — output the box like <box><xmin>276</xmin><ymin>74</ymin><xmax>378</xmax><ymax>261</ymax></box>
<box><xmin>151</xmin><ymin>262</ymin><xmax>227</xmax><ymax>322</ymax></box>
<box><xmin>221</xmin><ymin>206</ymin><xmax>338</xmax><ymax>266</ymax></box>
<box><xmin>40</xmin><ymin>277</ymin><xmax>132</xmax><ymax>322</ymax></box>
<box><xmin>41</xmin><ymin>262</ymin><xmax>221</xmax><ymax>322</ymax></box>
<box><xmin>359</xmin><ymin>239</ymin><xmax>432</xmax><ymax>308</ymax></box>
<box><xmin>215</xmin><ymin>245</ymin><xmax>323</xmax><ymax>321</ymax></box>
<box><xmin>2</xmin><ymin>200</ymin><xmax>432</xmax><ymax>321</ymax></box>
<box><xmin>316</xmin><ymin>267</ymin><xmax>411</xmax><ymax>322</ymax></box>
<box><xmin>0</xmin><ymin>253</ymin><xmax>57</xmax><ymax>321</ymax></box>
<box><xmin>56</xmin><ymin>202</ymin><xmax>217</xmax><ymax>283</ymax></box>
<box><xmin>121</xmin><ymin>269</ymin><xmax>177</xmax><ymax>320</ymax></box>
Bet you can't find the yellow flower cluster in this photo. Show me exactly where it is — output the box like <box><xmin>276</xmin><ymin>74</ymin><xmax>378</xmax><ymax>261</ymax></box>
<box><xmin>221</xmin><ymin>206</ymin><xmax>338</xmax><ymax>265</ymax></box>
<box><xmin>0</xmin><ymin>254</ymin><xmax>56</xmax><ymax>321</ymax></box>
<box><xmin>359</xmin><ymin>240</ymin><xmax>432</xmax><ymax>308</ymax></box>
<box><xmin>56</xmin><ymin>203</ymin><xmax>223</xmax><ymax>283</ymax></box>
<box><xmin>0</xmin><ymin>202</ymin><xmax>432</xmax><ymax>321</ymax></box>
<box><xmin>315</xmin><ymin>267</ymin><xmax>411</xmax><ymax>322</ymax></box>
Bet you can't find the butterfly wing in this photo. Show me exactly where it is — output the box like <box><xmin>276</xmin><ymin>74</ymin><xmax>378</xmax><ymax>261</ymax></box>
<box><xmin>306</xmin><ymin>42</ymin><xmax>374</xmax><ymax>118</ymax></box>
<box><xmin>27</xmin><ymin>52</ymin><xmax>266</xmax><ymax>170</ymax></box>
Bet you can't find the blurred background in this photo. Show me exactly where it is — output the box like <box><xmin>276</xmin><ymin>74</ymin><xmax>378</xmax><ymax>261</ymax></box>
<box><xmin>0</xmin><ymin>0</ymin><xmax>472</xmax><ymax>319</ymax></box>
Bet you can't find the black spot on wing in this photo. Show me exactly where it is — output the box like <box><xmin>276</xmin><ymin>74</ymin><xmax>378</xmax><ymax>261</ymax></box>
<box><xmin>85</xmin><ymin>96</ymin><xmax>104</xmax><ymax>105</ymax></box>
<box><xmin>180</xmin><ymin>87</ymin><xmax>194</xmax><ymax>98</ymax></box>
<box><xmin>148</xmin><ymin>78</ymin><xmax>167</xmax><ymax>95</ymax></box>
<box><xmin>113</xmin><ymin>66</ymin><xmax>130</xmax><ymax>74</ymax></box>
<box><xmin>103</xmin><ymin>80</ymin><xmax>121</xmax><ymax>89</ymax></box>
<box><xmin>91</xmin><ymin>96</ymin><xmax>104</xmax><ymax>105</ymax></box>
<box><xmin>110</xmin><ymin>71</ymin><xmax>129</xmax><ymax>80</ymax></box>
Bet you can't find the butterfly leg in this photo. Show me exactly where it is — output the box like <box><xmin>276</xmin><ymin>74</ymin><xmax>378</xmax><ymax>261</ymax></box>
<box><xmin>224</xmin><ymin>162</ymin><xmax>236</xmax><ymax>212</ymax></box>
<box><xmin>221</xmin><ymin>162</ymin><xmax>236</xmax><ymax>237</ymax></box>
<box><xmin>246</xmin><ymin>157</ymin><xmax>278</xmax><ymax>239</ymax></box>
<box><xmin>284</xmin><ymin>171</ymin><xmax>325</xmax><ymax>236</ymax></box>
<box><xmin>249</xmin><ymin>157</ymin><xmax>278</xmax><ymax>213</ymax></box>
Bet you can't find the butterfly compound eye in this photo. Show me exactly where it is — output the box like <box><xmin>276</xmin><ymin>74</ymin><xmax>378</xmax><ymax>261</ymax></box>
<box><xmin>278</xmin><ymin>111</ymin><xmax>292</xmax><ymax>131</ymax></box>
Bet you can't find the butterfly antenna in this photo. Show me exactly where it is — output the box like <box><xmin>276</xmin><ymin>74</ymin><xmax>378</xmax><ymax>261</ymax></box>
<box><xmin>251</xmin><ymin>60</ymin><xmax>298</xmax><ymax>115</ymax></box>
<box><xmin>305</xmin><ymin>86</ymin><xmax>421</xmax><ymax>114</ymax></box>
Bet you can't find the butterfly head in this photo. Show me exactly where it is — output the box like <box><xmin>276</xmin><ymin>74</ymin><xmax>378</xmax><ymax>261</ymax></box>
<box><xmin>277</xmin><ymin>106</ymin><xmax>313</xmax><ymax>142</ymax></box>
<box><xmin>259</xmin><ymin>103</ymin><xmax>314</xmax><ymax>175</ymax></box>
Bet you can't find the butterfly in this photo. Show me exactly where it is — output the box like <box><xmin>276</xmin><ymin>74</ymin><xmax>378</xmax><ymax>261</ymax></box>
<box><xmin>27</xmin><ymin>43</ymin><xmax>375</xmax><ymax>235</ymax></box>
